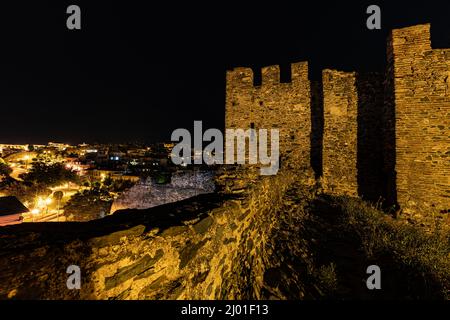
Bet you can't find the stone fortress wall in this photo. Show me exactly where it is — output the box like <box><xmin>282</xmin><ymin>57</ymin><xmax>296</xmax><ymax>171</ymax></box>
<box><xmin>0</xmin><ymin>24</ymin><xmax>448</xmax><ymax>300</ymax></box>
<box><xmin>385</xmin><ymin>24</ymin><xmax>449</xmax><ymax>214</ymax></box>
<box><xmin>0</xmin><ymin>165</ymin><xmax>309</xmax><ymax>299</ymax></box>
<box><xmin>226</xmin><ymin>24</ymin><xmax>449</xmax><ymax>215</ymax></box>
<box><xmin>225</xmin><ymin>62</ymin><xmax>311</xmax><ymax>169</ymax></box>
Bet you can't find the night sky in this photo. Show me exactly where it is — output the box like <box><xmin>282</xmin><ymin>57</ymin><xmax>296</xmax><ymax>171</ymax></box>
<box><xmin>0</xmin><ymin>1</ymin><xmax>449</xmax><ymax>145</ymax></box>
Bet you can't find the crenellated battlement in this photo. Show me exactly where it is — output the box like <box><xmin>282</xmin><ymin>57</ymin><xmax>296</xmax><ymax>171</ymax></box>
<box><xmin>261</xmin><ymin>65</ymin><xmax>280</xmax><ymax>85</ymax></box>
<box><xmin>226</xmin><ymin>61</ymin><xmax>311</xmax><ymax>170</ymax></box>
<box><xmin>389</xmin><ymin>23</ymin><xmax>432</xmax><ymax>55</ymax></box>
<box><xmin>226</xmin><ymin>23</ymin><xmax>449</xmax><ymax>216</ymax></box>
<box><xmin>227</xmin><ymin>61</ymin><xmax>309</xmax><ymax>88</ymax></box>
<box><xmin>226</xmin><ymin>67</ymin><xmax>254</xmax><ymax>87</ymax></box>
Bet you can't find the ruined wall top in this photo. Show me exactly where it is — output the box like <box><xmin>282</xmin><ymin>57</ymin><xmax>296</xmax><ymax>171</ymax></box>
<box><xmin>389</xmin><ymin>23</ymin><xmax>432</xmax><ymax>54</ymax></box>
<box><xmin>226</xmin><ymin>61</ymin><xmax>309</xmax><ymax>87</ymax></box>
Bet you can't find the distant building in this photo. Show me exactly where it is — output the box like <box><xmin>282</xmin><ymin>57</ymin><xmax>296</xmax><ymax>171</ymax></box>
<box><xmin>0</xmin><ymin>196</ymin><xmax>29</xmax><ymax>226</ymax></box>
<box><xmin>126</xmin><ymin>148</ymin><xmax>147</xmax><ymax>157</ymax></box>
<box><xmin>48</xmin><ymin>142</ymin><xmax>70</xmax><ymax>151</ymax></box>
<box><xmin>88</xmin><ymin>169</ymin><xmax>140</xmax><ymax>183</ymax></box>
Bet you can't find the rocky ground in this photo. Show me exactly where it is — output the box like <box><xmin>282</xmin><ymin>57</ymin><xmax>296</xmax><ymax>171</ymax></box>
<box><xmin>0</xmin><ymin>167</ymin><xmax>448</xmax><ymax>300</ymax></box>
<box><xmin>259</xmin><ymin>182</ymin><xmax>450</xmax><ymax>300</ymax></box>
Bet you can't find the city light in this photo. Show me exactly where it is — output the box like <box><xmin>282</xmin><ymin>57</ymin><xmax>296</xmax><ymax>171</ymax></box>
<box><xmin>36</xmin><ymin>197</ymin><xmax>44</xmax><ymax>207</ymax></box>
<box><xmin>2</xmin><ymin>140</ymin><xmax>197</xmax><ymax>225</ymax></box>
<box><xmin>35</xmin><ymin>197</ymin><xmax>52</xmax><ymax>208</ymax></box>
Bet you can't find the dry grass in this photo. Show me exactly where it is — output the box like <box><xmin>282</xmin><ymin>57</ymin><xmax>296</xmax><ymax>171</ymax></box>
<box><xmin>335</xmin><ymin>196</ymin><xmax>450</xmax><ymax>299</ymax></box>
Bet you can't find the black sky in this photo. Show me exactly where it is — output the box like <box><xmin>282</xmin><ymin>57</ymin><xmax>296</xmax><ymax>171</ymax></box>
<box><xmin>0</xmin><ymin>1</ymin><xmax>449</xmax><ymax>145</ymax></box>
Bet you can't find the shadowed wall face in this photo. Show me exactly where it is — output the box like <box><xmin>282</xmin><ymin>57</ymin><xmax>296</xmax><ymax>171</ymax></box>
<box><xmin>322</xmin><ymin>71</ymin><xmax>385</xmax><ymax>199</ymax></box>
<box><xmin>310</xmin><ymin>80</ymin><xmax>324</xmax><ymax>178</ymax></box>
<box><xmin>356</xmin><ymin>73</ymin><xmax>385</xmax><ymax>202</ymax></box>
<box><xmin>383</xmin><ymin>35</ymin><xmax>398</xmax><ymax>209</ymax></box>
<box><xmin>388</xmin><ymin>24</ymin><xmax>450</xmax><ymax>213</ymax></box>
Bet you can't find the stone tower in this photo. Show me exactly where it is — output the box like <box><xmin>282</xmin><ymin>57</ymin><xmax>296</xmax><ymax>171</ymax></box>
<box><xmin>225</xmin><ymin>62</ymin><xmax>311</xmax><ymax>170</ymax></box>
<box><xmin>385</xmin><ymin>24</ymin><xmax>450</xmax><ymax>213</ymax></box>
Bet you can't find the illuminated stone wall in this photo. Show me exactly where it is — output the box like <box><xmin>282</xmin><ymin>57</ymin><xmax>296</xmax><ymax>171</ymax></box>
<box><xmin>386</xmin><ymin>24</ymin><xmax>450</xmax><ymax>214</ymax></box>
<box><xmin>225</xmin><ymin>62</ymin><xmax>311</xmax><ymax>169</ymax></box>
<box><xmin>225</xmin><ymin>23</ymin><xmax>449</xmax><ymax>213</ymax></box>
<box><xmin>0</xmin><ymin>165</ymin><xmax>313</xmax><ymax>300</ymax></box>
<box><xmin>0</xmin><ymin>24</ymin><xmax>449</xmax><ymax>300</ymax></box>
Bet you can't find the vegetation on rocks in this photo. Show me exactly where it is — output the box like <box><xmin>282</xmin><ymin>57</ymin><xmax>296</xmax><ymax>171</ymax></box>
<box><xmin>335</xmin><ymin>196</ymin><xmax>450</xmax><ymax>299</ymax></box>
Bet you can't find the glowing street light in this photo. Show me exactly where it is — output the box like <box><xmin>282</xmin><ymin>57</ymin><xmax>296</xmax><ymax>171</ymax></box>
<box><xmin>31</xmin><ymin>208</ymin><xmax>40</xmax><ymax>222</ymax></box>
<box><xmin>23</xmin><ymin>155</ymin><xmax>30</xmax><ymax>170</ymax></box>
<box><xmin>36</xmin><ymin>197</ymin><xmax>44</xmax><ymax>207</ymax></box>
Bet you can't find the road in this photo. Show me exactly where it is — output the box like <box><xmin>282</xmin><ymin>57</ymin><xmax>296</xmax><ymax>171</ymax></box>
<box><xmin>24</xmin><ymin>210</ymin><xmax>65</xmax><ymax>222</ymax></box>
<box><xmin>10</xmin><ymin>166</ymin><xmax>26</xmax><ymax>181</ymax></box>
